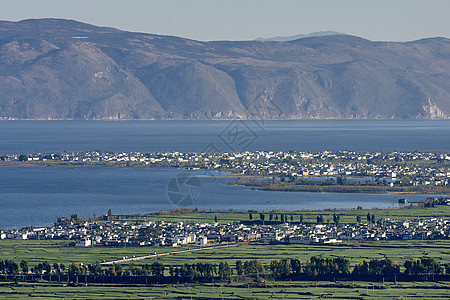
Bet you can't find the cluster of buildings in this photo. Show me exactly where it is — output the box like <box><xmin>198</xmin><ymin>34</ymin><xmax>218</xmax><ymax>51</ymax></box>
<box><xmin>2</xmin><ymin>150</ymin><xmax>450</xmax><ymax>186</ymax></box>
<box><xmin>2</xmin><ymin>215</ymin><xmax>450</xmax><ymax>247</ymax></box>
<box><xmin>0</xmin><ymin>217</ymin><xmax>207</xmax><ymax>247</ymax></box>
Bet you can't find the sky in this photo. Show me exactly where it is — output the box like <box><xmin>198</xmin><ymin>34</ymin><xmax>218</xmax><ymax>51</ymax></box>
<box><xmin>0</xmin><ymin>0</ymin><xmax>449</xmax><ymax>42</ymax></box>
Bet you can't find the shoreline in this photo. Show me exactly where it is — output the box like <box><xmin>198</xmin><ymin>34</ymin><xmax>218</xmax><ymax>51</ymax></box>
<box><xmin>227</xmin><ymin>179</ymin><xmax>450</xmax><ymax>195</ymax></box>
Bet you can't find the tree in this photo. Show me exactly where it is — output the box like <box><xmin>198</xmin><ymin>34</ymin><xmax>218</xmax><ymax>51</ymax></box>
<box><xmin>316</xmin><ymin>215</ymin><xmax>324</xmax><ymax>224</ymax></box>
<box><xmin>113</xmin><ymin>263</ymin><xmax>122</xmax><ymax>276</ymax></box>
<box><xmin>404</xmin><ymin>258</ymin><xmax>442</xmax><ymax>278</ymax></box>
<box><xmin>5</xmin><ymin>260</ymin><xmax>18</xmax><ymax>274</ymax></box>
<box><xmin>88</xmin><ymin>262</ymin><xmax>102</xmax><ymax>275</ymax></box>
<box><xmin>243</xmin><ymin>260</ymin><xmax>264</xmax><ymax>276</ymax></box>
<box><xmin>367</xmin><ymin>212</ymin><xmax>371</xmax><ymax>223</ymax></box>
<box><xmin>42</xmin><ymin>261</ymin><xmax>51</xmax><ymax>274</ymax></box>
<box><xmin>214</xmin><ymin>215</ymin><xmax>218</xmax><ymax>223</ymax></box>
<box><xmin>333</xmin><ymin>214</ymin><xmax>340</xmax><ymax>226</ymax></box>
<box><xmin>281</xmin><ymin>214</ymin><xmax>285</xmax><ymax>223</ymax></box>
<box><xmin>299</xmin><ymin>214</ymin><xmax>303</xmax><ymax>223</ymax></box>
<box><xmin>259</xmin><ymin>213</ymin><xmax>265</xmax><ymax>222</ymax></box>
<box><xmin>236</xmin><ymin>260</ymin><xmax>243</xmax><ymax>276</ymax></box>
<box><xmin>71</xmin><ymin>214</ymin><xmax>79</xmax><ymax>223</ymax></box>
<box><xmin>443</xmin><ymin>263</ymin><xmax>450</xmax><ymax>275</ymax></box>
<box><xmin>20</xmin><ymin>260</ymin><xmax>28</xmax><ymax>273</ymax></box>
<box><xmin>356</xmin><ymin>215</ymin><xmax>362</xmax><ymax>223</ymax></box>
<box><xmin>249</xmin><ymin>212</ymin><xmax>253</xmax><ymax>221</ymax></box>
<box><xmin>53</xmin><ymin>263</ymin><xmax>60</xmax><ymax>274</ymax></box>
<box><xmin>291</xmin><ymin>259</ymin><xmax>302</xmax><ymax>274</ymax></box>
<box><xmin>290</xmin><ymin>215</ymin><xmax>293</xmax><ymax>222</ymax></box>
<box><xmin>269</xmin><ymin>213</ymin><xmax>273</xmax><ymax>221</ymax></box>
<box><xmin>150</xmin><ymin>262</ymin><xmax>165</xmax><ymax>277</ymax></box>
<box><xmin>353</xmin><ymin>258</ymin><xmax>400</xmax><ymax>277</ymax></box>
<box><xmin>305</xmin><ymin>256</ymin><xmax>350</xmax><ymax>276</ymax></box>
<box><xmin>218</xmin><ymin>262</ymin><xmax>232</xmax><ymax>280</ymax></box>
<box><xmin>270</xmin><ymin>258</ymin><xmax>292</xmax><ymax>279</ymax></box>
<box><xmin>68</xmin><ymin>263</ymin><xmax>80</xmax><ymax>276</ymax></box>
<box><xmin>371</xmin><ymin>214</ymin><xmax>375</xmax><ymax>224</ymax></box>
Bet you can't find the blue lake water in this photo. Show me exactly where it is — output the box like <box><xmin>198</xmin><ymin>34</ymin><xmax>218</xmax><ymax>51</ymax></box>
<box><xmin>0</xmin><ymin>120</ymin><xmax>449</xmax><ymax>154</ymax></box>
<box><xmin>0</xmin><ymin>120</ymin><xmax>449</xmax><ymax>229</ymax></box>
<box><xmin>0</xmin><ymin>166</ymin><xmax>436</xmax><ymax>229</ymax></box>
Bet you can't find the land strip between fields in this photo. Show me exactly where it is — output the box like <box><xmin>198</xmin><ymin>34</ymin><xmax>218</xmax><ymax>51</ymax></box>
<box><xmin>99</xmin><ymin>242</ymin><xmax>241</xmax><ymax>265</ymax></box>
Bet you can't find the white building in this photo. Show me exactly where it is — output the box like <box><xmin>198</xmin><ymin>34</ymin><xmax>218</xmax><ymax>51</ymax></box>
<box><xmin>196</xmin><ymin>236</ymin><xmax>207</xmax><ymax>245</ymax></box>
<box><xmin>75</xmin><ymin>239</ymin><xmax>92</xmax><ymax>247</ymax></box>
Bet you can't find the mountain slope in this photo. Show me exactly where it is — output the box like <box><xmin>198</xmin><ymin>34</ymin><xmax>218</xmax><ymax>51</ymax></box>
<box><xmin>0</xmin><ymin>19</ymin><xmax>449</xmax><ymax>120</ymax></box>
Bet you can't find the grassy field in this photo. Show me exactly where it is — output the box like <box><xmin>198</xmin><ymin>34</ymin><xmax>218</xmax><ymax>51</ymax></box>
<box><xmin>0</xmin><ymin>240</ymin><xmax>188</xmax><ymax>266</ymax></box>
<box><xmin>2</xmin><ymin>239</ymin><xmax>448</xmax><ymax>272</ymax></box>
<box><xmin>1</xmin><ymin>281</ymin><xmax>450</xmax><ymax>299</ymax></box>
<box><xmin>125</xmin><ymin>240</ymin><xmax>450</xmax><ymax>271</ymax></box>
<box><xmin>118</xmin><ymin>204</ymin><xmax>450</xmax><ymax>225</ymax></box>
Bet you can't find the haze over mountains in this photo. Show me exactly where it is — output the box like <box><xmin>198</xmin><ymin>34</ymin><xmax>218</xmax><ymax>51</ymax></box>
<box><xmin>0</xmin><ymin>19</ymin><xmax>449</xmax><ymax>120</ymax></box>
<box><xmin>254</xmin><ymin>31</ymin><xmax>341</xmax><ymax>42</ymax></box>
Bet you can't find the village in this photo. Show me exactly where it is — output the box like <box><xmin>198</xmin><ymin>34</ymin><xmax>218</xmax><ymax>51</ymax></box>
<box><xmin>2</xmin><ymin>149</ymin><xmax>450</xmax><ymax>186</ymax></box>
<box><xmin>2</xmin><ymin>212</ymin><xmax>450</xmax><ymax>248</ymax></box>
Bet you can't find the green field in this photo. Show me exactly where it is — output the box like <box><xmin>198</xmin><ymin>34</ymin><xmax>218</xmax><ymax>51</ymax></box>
<box><xmin>1</xmin><ymin>281</ymin><xmax>450</xmax><ymax>299</ymax></box>
<box><xmin>118</xmin><ymin>204</ymin><xmax>450</xmax><ymax>225</ymax></box>
<box><xmin>2</xmin><ymin>207</ymin><xmax>450</xmax><ymax>298</ymax></box>
<box><xmin>0</xmin><ymin>240</ymin><xmax>188</xmax><ymax>267</ymax></box>
<box><xmin>125</xmin><ymin>240</ymin><xmax>450</xmax><ymax>272</ymax></box>
<box><xmin>2</xmin><ymin>239</ymin><xmax>449</xmax><ymax>273</ymax></box>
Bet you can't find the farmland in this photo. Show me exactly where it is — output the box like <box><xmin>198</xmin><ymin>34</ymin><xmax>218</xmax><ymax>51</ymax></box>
<box><xmin>0</xmin><ymin>281</ymin><xmax>450</xmax><ymax>299</ymax></box>
<box><xmin>1</xmin><ymin>207</ymin><xmax>450</xmax><ymax>299</ymax></box>
<box><xmin>118</xmin><ymin>204</ymin><xmax>450</xmax><ymax>225</ymax></box>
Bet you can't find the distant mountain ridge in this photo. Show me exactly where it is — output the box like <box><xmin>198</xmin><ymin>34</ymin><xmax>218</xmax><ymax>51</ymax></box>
<box><xmin>254</xmin><ymin>31</ymin><xmax>341</xmax><ymax>42</ymax></box>
<box><xmin>0</xmin><ymin>18</ymin><xmax>449</xmax><ymax>120</ymax></box>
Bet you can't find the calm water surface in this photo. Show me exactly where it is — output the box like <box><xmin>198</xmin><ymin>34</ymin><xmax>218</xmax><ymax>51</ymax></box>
<box><xmin>0</xmin><ymin>120</ymin><xmax>449</xmax><ymax>229</ymax></box>
<box><xmin>0</xmin><ymin>120</ymin><xmax>449</xmax><ymax>154</ymax></box>
<box><xmin>0</xmin><ymin>166</ymin><xmax>437</xmax><ymax>229</ymax></box>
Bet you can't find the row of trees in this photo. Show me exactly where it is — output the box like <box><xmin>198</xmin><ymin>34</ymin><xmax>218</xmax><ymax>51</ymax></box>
<box><xmin>68</xmin><ymin>262</ymin><xmax>165</xmax><ymax>277</ymax></box>
<box><xmin>235</xmin><ymin>257</ymin><xmax>447</xmax><ymax>280</ymax></box>
<box><xmin>316</xmin><ymin>214</ymin><xmax>341</xmax><ymax>225</ymax></box>
<box><xmin>248</xmin><ymin>212</ymin><xmax>296</xmax><ymax>223</ymax></box>
<box><xmin>2</xmin><ymin>257</ymin><xmax>449</xmax><ymax>281</ymax></box>
<box><xmin>248</xmin><ymin>212</ymin><xmax>374</xmax><ymax>226</ymax></box>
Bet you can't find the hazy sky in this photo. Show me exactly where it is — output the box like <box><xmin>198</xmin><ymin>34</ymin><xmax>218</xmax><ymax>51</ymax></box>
<box><xmin>0</xmin><ymin>0</ymin><xmax>449</xmax><ymax>42</ymax></box>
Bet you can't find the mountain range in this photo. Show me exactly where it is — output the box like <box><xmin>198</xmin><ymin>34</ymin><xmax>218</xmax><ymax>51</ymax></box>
<box><xmin>0</xmin><ymin>19</ymin><xmax>449</xmax><ymax>120</ymax></box>
<box><xmin>254</xmin><ymin>31</ymin><xmax>341</xmax><ymax>42</ymax></box>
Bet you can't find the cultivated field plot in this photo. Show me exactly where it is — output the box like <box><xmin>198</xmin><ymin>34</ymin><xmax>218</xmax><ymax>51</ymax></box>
<box><xmin>1</xmin><ymin>281</ymin><xmax>450</xmax><ymax>299</ymax></box>
<box><xmin>0</xmin><ymin>240</ymin><xmax>184</xmax><ymax>267</ymax></box>
<box><xmin>119</xmin><ymin>205</ymin><xmax>450</xmax><ymax>225</ymax></box>
<box><xmin>1</xmin><ymin>238</ymin><xmax>450</xmax><ymax>271</ymax></box>
<box><xmin>127</xmin><ymin>240</ymin><xmax>450</xmax><ymax>271</ymax></box>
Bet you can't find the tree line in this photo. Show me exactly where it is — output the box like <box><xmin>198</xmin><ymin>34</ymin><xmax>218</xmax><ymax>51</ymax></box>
<box><xmin>2</xmin><ymin>256</ymin><xmax>450</xmax><ymax>282</ymax></box>
<box><xmin>248</xmin><ymin>212</ymin><xmax>372</xmax><ymax>226</ymax></box>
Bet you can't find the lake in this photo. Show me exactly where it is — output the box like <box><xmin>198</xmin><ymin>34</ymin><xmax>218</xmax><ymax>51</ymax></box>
<box><xmin>0</xmin><ymin>119</ymin><xmax>449</xmax><ymax>229</ymax></box>
<box><xmin>0</xmin><ymin>119</ymin><xmax>450</xmax><ymax>154</ymax></box>
<box><xmin>0</xmin><ymin>166</ymin><xmax>436</xmax><ymax>229</ymax></box>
